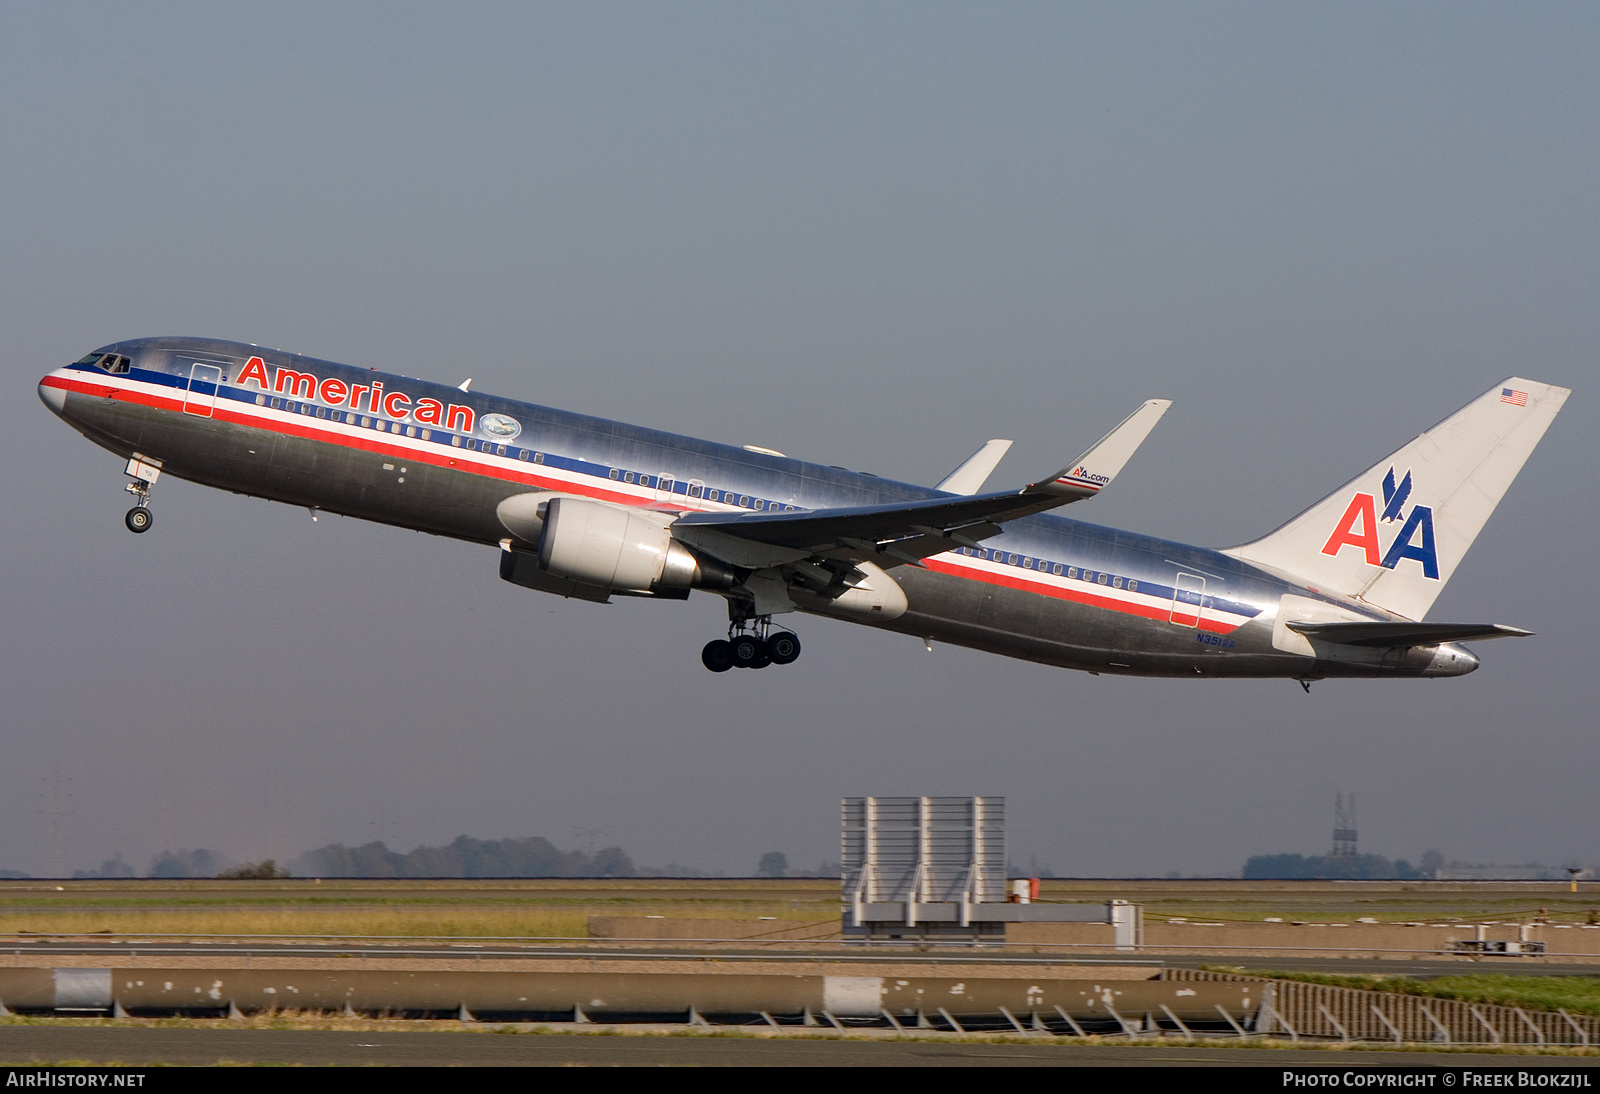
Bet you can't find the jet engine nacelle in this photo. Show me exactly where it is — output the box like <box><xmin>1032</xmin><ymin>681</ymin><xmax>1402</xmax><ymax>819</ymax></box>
<box><xmin>538</xmin><ymin>497</ymin><xmax>735</xmax><ymax>594</ymax></box>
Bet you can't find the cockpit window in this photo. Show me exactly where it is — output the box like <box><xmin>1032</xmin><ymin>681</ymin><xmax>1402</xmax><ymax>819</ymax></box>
<box><xmin>74</xmin><ymin>352</ymin><xmax>131</xmax><ymax>374</ymax></box>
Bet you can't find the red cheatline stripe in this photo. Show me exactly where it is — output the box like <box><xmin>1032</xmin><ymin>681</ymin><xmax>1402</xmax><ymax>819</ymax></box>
<box><xmin>54</xmin><ymin>375</ymin><xmax>682</xmax><ymax>511</ymax></box>
<box><xmin>922</xmin><ymin>556</ymin><xmax>1244</xmax><ymax>635</ymax></box>
<box><xmin>56</xmin><ymin>375</ymin><xmax>1245</xmax><ymax>633</ymax></box>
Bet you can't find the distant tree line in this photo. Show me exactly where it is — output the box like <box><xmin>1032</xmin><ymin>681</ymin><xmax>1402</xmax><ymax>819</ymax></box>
<box><xmin>48</xmin><ymin>836</ymin><xmax>637</xmax><ymax>880</ymax></box>
<box><xmin>291</xmin><ymin>835</ymin><xmax>636</xmax><ymax>879</ymax></box>
<box><xmin>1242</xmin><ymin>853</ymin><xmax>1425</xmax><ymax>880</ymax></box>
<box><xmin>73</xmin><ymin>850</ymin><xmax>226</xmax><ymax>879</ymax></box>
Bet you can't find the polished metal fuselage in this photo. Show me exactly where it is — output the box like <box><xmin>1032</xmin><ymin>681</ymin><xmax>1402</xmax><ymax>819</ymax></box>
<box><xmin>40</xmin><ymin>337</ymin><xmax>1471</xmax><ymax>679</ymax></box>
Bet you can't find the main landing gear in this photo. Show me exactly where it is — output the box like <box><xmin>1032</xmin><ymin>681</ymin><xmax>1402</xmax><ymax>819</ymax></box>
<box><xmin>701</xmin><ymin>618</ymin><xmax>802</xmax><ymax>672</ymax></box>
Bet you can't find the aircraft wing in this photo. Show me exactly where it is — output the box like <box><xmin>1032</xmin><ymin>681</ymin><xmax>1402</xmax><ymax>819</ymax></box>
<box><xmin>1285</xmin><ymin>621</ymin><xmax>1533</xmax><ymax>647</ymax></box>
<box><xmin>936</xmin><ymin>439</ymin><xmax>1013</xmax><ymax>495</ymax></box>
<box><xmin>673</xmin><ymin>399</ymin><xmax>1170</xmax><ymax>568</ymax></box>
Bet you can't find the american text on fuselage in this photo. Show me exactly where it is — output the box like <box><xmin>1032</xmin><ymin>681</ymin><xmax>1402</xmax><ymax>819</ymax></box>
<box><xmin>38</xmin><ymin>338</ymin><xmax>1567</xmax><ymax>681</ymax></box>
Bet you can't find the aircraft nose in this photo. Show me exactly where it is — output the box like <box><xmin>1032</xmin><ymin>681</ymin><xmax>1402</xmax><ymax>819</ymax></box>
<box><xmin>38</xmin><ymin>375</ymin><xmax>67</xmax><ymax>416</ymax></box>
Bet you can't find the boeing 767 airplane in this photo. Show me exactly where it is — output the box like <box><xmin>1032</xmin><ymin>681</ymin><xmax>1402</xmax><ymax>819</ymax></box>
<box><xmin>38</xmin><ymin>338</ymin><xmax>1568</xmax><ymax>683</ymax></box>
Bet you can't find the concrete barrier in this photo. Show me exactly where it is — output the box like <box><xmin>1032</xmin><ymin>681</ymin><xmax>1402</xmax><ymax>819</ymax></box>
<box><xmin>0</xmin><ymin>966</ymin><xmax>1257</xmax><ymax>1023</ymax></box>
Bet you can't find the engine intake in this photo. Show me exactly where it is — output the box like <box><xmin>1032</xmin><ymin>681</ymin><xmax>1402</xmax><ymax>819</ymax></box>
<box><xmin>538</xmin><ymin>497</ymin><xmax>736</xmax><ymax>593</ymax></box>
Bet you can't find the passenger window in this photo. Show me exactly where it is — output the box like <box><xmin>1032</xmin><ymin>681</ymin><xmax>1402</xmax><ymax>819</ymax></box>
<box><xmin>255</xmin><ymin>395</ymin><xmax>266</xmax><ymax>406</ymax></box>
<box><xmin>707</xmin><ymin>490</ymin><xmax>720</xmax><ymax>502</ymax></box>
<box><xmin>1113</xmin><ymin>576</ymin><xmax>1123</xmax><ymax>588</ymax></box>
<box><xmin>1128</xmin><ymin>580</ymin><xmax>1138</xmax><ymax>592</ymax></box>
<box><xmin>609</xmin><ymin>468</ymin><xmax>620</xmax><ymax>480</ymax></box>
<box><xmin>451</xmin><ymin>436</ymin><xmax>462</xmax><ymax>448</ymax></box>
<box><xmin>422</xmin><ymin>430</ymin><xmax>432</xmax><ymax>440</ymax></box>
<box><xmin>1098</xmin><ymin>573</ymin><xmax>1109</xmax><ymax>584</ymax></box>
<box><xmin>517</xmin><ymin>449</ymin><xmax>528</xmax><ymax>460</ymax></box>
<box><xmin>688</xmin><ymin>482</ymin><xmax>703</xmax><ymax>498</ymax></box>
<box><xmin>1067</xmin><ymin>567</ymin><xmax>1077</xmax><ymax>578</ymax></box>
<box><xmin>739</xmin><ymin>495</ymin><xmax>750</xmax><ymax>507</ymax></box>
<box><xmin>1007</xmin><ymin>554</ymin><xmax>1018</xmax><ymax>565</ymax></box>
<box><xmin>1053</xmin><ymin>563</ymin><xmax>1064</xmax><ymax>575</ymax></box>
<box><xmin>624</xmin><ymin>472</ymin><xmax>634</xmax><ymax>483</ymax></box>
<box><xmin>533</xmin><ymin>452</ymin><xmax>543</xmax><ymax>463</ymax></box>
<box><xmin>496</xmin><ymin>444</ymin><xmax>506</xmax><ymax>456</ymax></box>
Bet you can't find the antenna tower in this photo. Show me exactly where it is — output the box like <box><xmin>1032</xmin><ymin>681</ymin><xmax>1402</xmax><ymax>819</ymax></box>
<box><xmin>1331</xmin><ymin>792</ymin><xmax>1358</xmax><ymax>859</ymax></box>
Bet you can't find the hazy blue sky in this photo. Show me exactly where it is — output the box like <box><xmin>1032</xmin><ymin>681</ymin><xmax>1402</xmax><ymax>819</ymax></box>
<box><xmin>3</xmin><ymin>2</ymin><xmax>1595</xmax><ymax>877</ymax></box>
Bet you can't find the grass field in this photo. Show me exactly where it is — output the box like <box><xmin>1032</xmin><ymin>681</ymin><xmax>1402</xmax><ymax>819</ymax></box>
<box><xmin>0</xmin><ymin>879</ymin><xmax>835</xmax><ymax>939</ymax></box>
<box><xmin>0</xmin><ymin>877</ymin><xmax>1594</xmax><ymax>940</ymax></box>
<box><xmin>1036</xmin><ymin>880</ymin><xmax>1600</xmax><ymax>926</ymax></box>
<box><xmin>1229</xmin><ymin>969</ymin><xmax>1600</xmax><ymax>1017</ymax></box>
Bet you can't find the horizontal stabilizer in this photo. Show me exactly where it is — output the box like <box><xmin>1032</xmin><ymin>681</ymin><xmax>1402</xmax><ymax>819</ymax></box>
<box><xmin>936</xmin><ymin>439</ymin><xmax>1013</xmax><ymax>495</ymax></box>
<box><xmin>1285</xmin><ymin>621</ymin><xmax>1532</xmax><ymax>648</ymax></box>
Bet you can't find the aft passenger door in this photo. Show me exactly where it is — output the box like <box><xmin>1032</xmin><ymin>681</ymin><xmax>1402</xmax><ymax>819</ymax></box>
<box><xmin>1170</xmin><ymin>572</ymin><xmax>1206</xmax><ymax>628</ymax></box>
<box><xmin>183</xmin><ymin>362</ymin><xmax>222</xmax><ymax>417</ymax></box>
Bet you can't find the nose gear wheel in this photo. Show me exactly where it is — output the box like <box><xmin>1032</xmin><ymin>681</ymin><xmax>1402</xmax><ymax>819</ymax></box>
<box><xmin>123</xmin><ymin>476</ymin><xmax>155</xmax><ymax>533</ymax></box>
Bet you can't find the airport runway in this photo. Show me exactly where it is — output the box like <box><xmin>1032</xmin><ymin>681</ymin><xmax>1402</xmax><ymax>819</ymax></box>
<box><xmin>1</xmin><ymin>1026</ymin><xmax>1597</xmax><ymax>1067</ymax></box>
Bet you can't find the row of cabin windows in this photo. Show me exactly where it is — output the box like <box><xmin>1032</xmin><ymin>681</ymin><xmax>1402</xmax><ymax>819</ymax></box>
<box><xmin>254</xmin><ymin>391</ymin><xmax>798</xmax><ymax>511</ymax></box>
<box><xmin>956</xmin><ymin>546</ymin><xmax>1139</xmax><ymax>592</ymax></box>
<box><xmin>257</xmin><ymin>394</ymin><xmax>449</xmax><ymax>442</ymax></box>
<box><xmin>605</xmin><ymin>467</ymin><xmax>796</xmax><ymax>511</ymax></box>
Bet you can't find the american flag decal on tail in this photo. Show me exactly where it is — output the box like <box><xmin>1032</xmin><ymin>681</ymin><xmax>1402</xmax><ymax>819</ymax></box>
<box><xmin>1501</xmin><ymin>388</ymin><xmax>1527</xmax><ymax>406</ymax></box>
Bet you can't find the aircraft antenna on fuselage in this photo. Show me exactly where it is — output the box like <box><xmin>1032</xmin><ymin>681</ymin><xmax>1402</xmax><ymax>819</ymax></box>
<box><xmin>458</xmin><ymin>378</ymin><xmax>472</xmax><ymax>392</ymax></box>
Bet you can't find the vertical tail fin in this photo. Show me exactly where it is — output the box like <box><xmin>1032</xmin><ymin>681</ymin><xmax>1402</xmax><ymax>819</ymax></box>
<box><xmin>1222</xmin><ymin>378</ymin><xmax>1570</xmax><ymax>620</ymax></box>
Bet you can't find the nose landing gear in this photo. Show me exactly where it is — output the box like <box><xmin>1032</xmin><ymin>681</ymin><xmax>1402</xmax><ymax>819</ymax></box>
<box><xmin>124</xmin><ymin>481</ymin><xmax>155</xmax><ymax>533</ymax></box>
<box><xmin>701</xmin><ymin>617</ymin><xmax>801</xmax><ymax>672</ymax></box>
<box><xmin>121</xmin><ymin>455</ymin><xmax>161</xmax><ymax>534</ymax></box>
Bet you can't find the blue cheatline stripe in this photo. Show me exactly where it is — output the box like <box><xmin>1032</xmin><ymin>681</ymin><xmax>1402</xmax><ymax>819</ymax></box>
<box><xmin>67</xmin><ymin>364</ymin><xmax>1262</xmax><ymax>626</ymax></box>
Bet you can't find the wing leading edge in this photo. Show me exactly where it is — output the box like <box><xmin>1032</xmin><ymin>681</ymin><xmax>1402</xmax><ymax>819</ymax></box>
<box><xmin>673</xmin><ymin>399</ymin><xmax>1171</xmax><ymax>569</ymax></box>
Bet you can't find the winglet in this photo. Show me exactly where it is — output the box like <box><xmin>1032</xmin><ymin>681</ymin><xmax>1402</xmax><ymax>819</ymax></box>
<box><xmin>1028</xmin><ymin>399</ymin><xmax>1171</xmax><ymax>498</ymax></box>
<box><xmin>936</xmin><ymin>439</ymin><xmax>1014</xmax><ymax>495</ymax></box>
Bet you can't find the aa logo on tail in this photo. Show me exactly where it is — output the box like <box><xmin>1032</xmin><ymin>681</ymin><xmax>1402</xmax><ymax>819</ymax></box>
<box><xmin>1320</xmin><ymin>467</ymin><xmax>1439</xmax><ymax>579</ymax></box>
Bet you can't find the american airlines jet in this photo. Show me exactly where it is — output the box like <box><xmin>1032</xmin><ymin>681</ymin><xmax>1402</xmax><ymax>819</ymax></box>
<box><xmin>38</xmin><ymin>337</ymin><xmax>1568</xmax><ymax>683</ymax></box>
